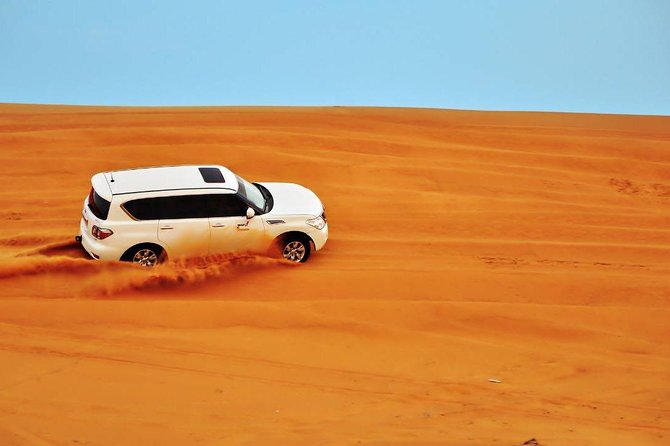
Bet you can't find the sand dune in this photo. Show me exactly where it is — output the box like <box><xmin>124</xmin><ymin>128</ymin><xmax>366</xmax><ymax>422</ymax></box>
<box><xmin>0</xmin><ymin>104</ymin><xmax>668</xmax><ymax>445</ymax></box>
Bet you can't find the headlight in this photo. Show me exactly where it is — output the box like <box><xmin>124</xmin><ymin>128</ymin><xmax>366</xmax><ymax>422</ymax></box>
<box><xmin>306</xmin><ymin>216</ymin><xmax>326</xmax><ymax>230</ymax></box>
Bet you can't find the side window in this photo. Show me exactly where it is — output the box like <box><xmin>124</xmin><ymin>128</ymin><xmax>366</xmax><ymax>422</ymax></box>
<box><xmin>159</xmin><ymin>195</ymin><xmax>209</xmax><ymax>219</ymax></box>
<box><xmin>123</xmin><ymin>195</ymin><xmax>209</xmax><ymax>220</ymax></box>
<box><xmin>123</xmin><ymin>198</ymin><xmax>161</xmax><ymax>220</ymax></box>
<box><xmin>205</xmin><ymin>194</ymin><xmax>247</xmax><ymax>217</ymax></box>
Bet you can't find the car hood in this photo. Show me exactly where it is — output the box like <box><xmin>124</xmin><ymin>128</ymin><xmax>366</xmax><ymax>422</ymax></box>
<box><xmin>259</xmin><ymin>182</ymin><xmax>324</xmax><ymax>217</ymax></box>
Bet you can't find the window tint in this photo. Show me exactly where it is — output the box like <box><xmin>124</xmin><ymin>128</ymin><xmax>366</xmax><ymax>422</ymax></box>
<box><xmin>88</xmin><ymin>188</ymin><xmax>111</xmax><ymax>220</ymax></box>
<box><xmin>162</xmin><ymin>195</ymin><xmax>211</xmax><ymax>219</ymax></box>
<box><xmin>205</xmin><ymin>194</ymin><xmax>247</xmax><ymax>217</ymax></box>
<box><xmin>123</xmin><ymin>198</ymin><xmax>160</xmax><ymax>220</ymax></box>
<box><xmin>124</xmin><ymin>195</ymin><xmax>209</xmax><ymax>220</ymax></box>
<box><xmin>123</xmin><ymin>194</ymin><xmax>245</xmax><ymax>220</ymax></box>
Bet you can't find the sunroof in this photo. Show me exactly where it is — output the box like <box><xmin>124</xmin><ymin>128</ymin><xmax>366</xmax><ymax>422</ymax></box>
<box><xmin>199</xmin><ymin>167</ymin><xmax>226</xmax><ymax>183</ymax></box>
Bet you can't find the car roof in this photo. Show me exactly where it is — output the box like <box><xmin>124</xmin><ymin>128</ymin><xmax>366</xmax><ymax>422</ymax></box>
<box><xmin>91</xmin><ymin>165</ymin><xmax>239</xmax><ymax>199</ymax></box>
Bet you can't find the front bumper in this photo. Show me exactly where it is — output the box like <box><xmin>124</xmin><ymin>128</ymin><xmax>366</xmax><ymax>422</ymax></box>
<box><xmin>308</xmin><ymin>222</ymin><xmax>328</xmax><ymax>251</ymax></box>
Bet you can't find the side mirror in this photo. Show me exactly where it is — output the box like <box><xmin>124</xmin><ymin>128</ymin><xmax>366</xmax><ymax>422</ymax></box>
<box><xmin>246</xmin><ymin>207</ymin><xmax>255</xmax><ymax>219</ymax></box>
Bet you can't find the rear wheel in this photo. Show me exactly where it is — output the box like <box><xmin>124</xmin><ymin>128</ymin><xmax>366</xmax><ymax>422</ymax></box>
<box><xmin>122</xmin><ymin>244</ymin><xmax>165</xmax><ymax>267</ymax></box>
<box><xmin>281</xmin><ymin>237</ymin><xmax>311</xmax><ymax>263</ymax></box>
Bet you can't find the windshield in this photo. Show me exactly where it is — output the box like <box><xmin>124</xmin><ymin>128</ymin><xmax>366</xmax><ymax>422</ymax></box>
<box><xmin>235</xmin><ymin>175</ymin><xmax>266</xmax><ymax>211</ymax></box>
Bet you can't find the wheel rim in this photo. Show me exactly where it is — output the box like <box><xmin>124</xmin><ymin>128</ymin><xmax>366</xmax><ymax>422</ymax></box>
<box><xmin>282</xmin><ymin>241</ymin><xmax>306</xmax><ymax>262</ymax></box>
<box><xmin>132</xmin><ymin>248</ymin><xmax>158</xmax><ymax>267</ymax></box>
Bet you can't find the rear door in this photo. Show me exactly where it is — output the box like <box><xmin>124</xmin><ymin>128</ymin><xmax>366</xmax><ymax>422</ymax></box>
<box><xmin>155</xmin><ymin>195</ymin><xmax>210</xmax><ymax>259</ymax></box>
<box><xmin>207</xmin><ymin>194</ymin><xmax>266</xmax><ymax>254</ymax></box>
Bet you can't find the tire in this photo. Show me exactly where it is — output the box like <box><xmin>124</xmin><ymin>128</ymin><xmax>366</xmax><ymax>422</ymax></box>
<box><xmin>280</xmin><ymin>236</ymin><xmax>311</xmax><ymax>263</ymax></box>
<box><xmin>122</xmin><ymin>244</ymin><xmax>165</xmax><ymax>267</ymax></box>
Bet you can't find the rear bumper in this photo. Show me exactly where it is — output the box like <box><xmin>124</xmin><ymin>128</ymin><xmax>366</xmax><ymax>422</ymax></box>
<box><xmin>79</xmin><ymin>217</ymin><xmax>124</xmax><ymax>261</ymax></box>
<box><xmin>78</xmin><ymin>232</ymin><xmax>99</xmax><ymax>260</ymax></box>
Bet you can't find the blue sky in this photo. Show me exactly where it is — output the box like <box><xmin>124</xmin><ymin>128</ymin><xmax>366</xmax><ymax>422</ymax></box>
<box><xmin>1</xmin><ymin>0</ymin><xmax>669</xmax><ymax>115</ymax></box>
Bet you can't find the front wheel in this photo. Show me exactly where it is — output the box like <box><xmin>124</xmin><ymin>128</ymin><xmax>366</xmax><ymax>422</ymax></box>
<box><xmin>281</xmin><ymin>238</ymin><xmax>311</xmax><ymax>263</ymax></box>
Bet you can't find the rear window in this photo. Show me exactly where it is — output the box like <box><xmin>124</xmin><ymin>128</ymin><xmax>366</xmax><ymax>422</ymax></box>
<box><xmin>88</xmin><ymin>188</ymin><xmax>111</xmax><ymax>220</ymax></box>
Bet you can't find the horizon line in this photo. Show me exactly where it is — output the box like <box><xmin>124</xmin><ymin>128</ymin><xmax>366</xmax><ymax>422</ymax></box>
<box><xmin>2</xmin><ymin>102</ymin><xmax>669</xmax><ymax>118</ymax></box>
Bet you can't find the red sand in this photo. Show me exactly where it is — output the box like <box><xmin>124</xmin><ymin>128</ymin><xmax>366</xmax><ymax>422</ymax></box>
<box><xmin>0</xmin><ymin>104</ymin><xmax>669</xmax><ymax>445</ymax></box>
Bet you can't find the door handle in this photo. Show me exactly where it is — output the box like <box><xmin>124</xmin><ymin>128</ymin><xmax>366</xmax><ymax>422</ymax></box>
<box><xmin>160</xmin><ymin>225</ymin><xmax>174</xmax><ymax>230</ymax></box>
<box><xmin>211</xmin><ymin>223</ymin><xmax>226</xmax><ymax>228</ymax></box>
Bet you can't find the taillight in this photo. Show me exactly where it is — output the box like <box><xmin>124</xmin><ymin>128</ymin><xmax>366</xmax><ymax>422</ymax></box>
<box><xmin>92</xmin><ymin>225</ymin><xmax>113</xmax><ymax>240</ymax></box>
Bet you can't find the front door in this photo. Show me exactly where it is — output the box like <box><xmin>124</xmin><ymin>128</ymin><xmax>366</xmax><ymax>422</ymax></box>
<box><xmin>209</xmin><ymin>215</ymin><xmax>265</xmax><ymax>254</ymax></box>
<box><xmin>207</xmin><ymin>194</ymin><xmax>266</xmax><ymax>254</ymax></box>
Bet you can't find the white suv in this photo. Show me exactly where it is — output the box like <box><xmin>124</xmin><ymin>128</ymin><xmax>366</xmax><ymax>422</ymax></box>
<box><xmin>76</xmin><ymin>165</ymin><xmax>328</xmax><ymax>266</ymax></box>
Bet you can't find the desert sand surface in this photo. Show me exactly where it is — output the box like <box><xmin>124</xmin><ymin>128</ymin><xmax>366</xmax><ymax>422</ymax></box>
<box><xmin>0</xmin><ymin>104</ymin><xmax>668</xmax><ymax>445</ymax></box>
